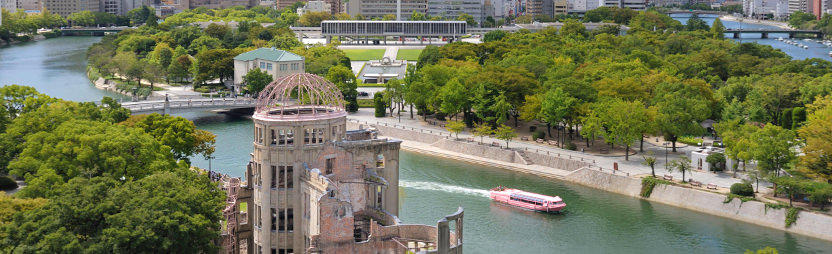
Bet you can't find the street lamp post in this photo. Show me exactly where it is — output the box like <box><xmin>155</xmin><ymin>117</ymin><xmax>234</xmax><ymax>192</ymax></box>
<box><xmin>663</xmin><ymin>142</ymin><xmax>670</xmax><ymax>170</ymax></box>
<box><xmin>207</xmin><ymin>155</ymin><xmax>216</xmax><ymax>171</ymax></box>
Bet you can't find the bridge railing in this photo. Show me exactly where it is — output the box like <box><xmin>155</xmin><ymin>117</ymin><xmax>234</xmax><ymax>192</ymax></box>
<box><xmin>121</xmin><ymin>98</ymin><xmax>256</xmax><ymax>112</ymax></box>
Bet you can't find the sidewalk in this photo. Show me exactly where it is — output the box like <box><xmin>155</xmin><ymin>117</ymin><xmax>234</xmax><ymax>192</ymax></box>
<box><xmin>348</xmin><ymin>109</ymin><xmax>747</xmax><ymax>188</ymax></box>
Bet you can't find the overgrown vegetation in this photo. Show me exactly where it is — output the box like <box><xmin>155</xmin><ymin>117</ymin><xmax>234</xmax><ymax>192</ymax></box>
<box><xmin>785</xmin><ymin>207</ymin><xmax>800</xmax><ymax>228</ymax></box>
<box><xmin>640</xmin><ymin>176</ymin><xmax>671</xmax><ymax>198</ymax></box>
<box><xmin>724</xmin><ymin>194</ymin><xmax>755</xmax><ymax>204</ymax></box>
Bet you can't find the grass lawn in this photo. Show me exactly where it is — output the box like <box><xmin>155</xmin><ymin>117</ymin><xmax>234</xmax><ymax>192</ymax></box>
<box><xmin>358</xmin><ymin>99</ymin><xmax>374</xmax><ymax>108</ymax></box>
<box><xmin>397</xmin><ymin>49</ymin><xmax>422</xmax><ymax>61</ymax></box>
<box><xmin>343</xmin><ymin>49</ymin><xmax>386</xmax><ymax>61</ymax></box>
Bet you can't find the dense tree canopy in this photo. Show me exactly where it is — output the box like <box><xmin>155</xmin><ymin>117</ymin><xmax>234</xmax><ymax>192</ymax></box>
<box><xmin>0</xmin><ymin>87</ymin><xmax>223</xmax><ymax>252</ymax></box>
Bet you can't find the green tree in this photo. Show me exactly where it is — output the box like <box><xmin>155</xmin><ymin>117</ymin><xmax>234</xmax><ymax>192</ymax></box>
<box><xmin>446</xmin><ymin>121</ymin><xmax>465</xmax><ymax>139</ymax></box>
<box><xmin>669</xmin><ymin>156</ymin><xmax>693</xmax><ymax>182</ymax></box>
<box><xmin>686</xmin><ymin>13</ymin><xmax>710</xmax><ymax>31</ymax></box>
<box><xmin>597</xmin><ymin>99</ymin><xmax>650</xmax><ymax>161</ymax></box>
<box><xmin>789</xmin><ymin>11</ymin><xmax>816</xmax><ymax>28</ymax></box>
<box><xmin>457</xmin><ymin>13</ymin><xmax>477</xmax><ymax>26</ymax></box>
<box><xmin>540</xmin><ymin>88</ymin><xmax>576</xmax><ymax>146</ymax></box>
<box><xmin>653</xmin><ymin>82</ymin><xmax>711</xmax><ymax>152</ymax></box>
<box><xmin>326</xmin><ymin>65</ymin><xmax>358</xmax><ymax>112</ymax></box>
<box><xmin>243</xmin><ymin>68</ymin><xmax>273</xmax><ymax>95</ymax></box>
<box><xmin>797</xmin><ymin>97</ymin><xmax>832</xmax><ymax>182</ymax></box>
<box><xmin>751</xmin><ymin>125</ymin><xmax>796</xmax><ymax>177</ymax></box>
<box><xmin>299</xmin><ymin>11</ymin><xmax>332</xmax><ymax>26</ymax></box>
<box><xmin>439</xmin><ymin>78</ymin><xmax>468</xmax><ymax>120</ymax></box>
<box><xmin>417</xmin><ymin>46</ymin><xmax>440</xmax><ymax>68</ymax></box>
<box><xmin>410</xmin><ymin>11</ymin><xmax>426</xmax><ymax>21</ymax></box>
<box><xmin>710</xmin><ymin>17</ymin><xmax>726</xmax><ymax>39</ymax></box>
<box><xmin>706</xmin><ymin>152</ymin><xmax>726</xmax><ymax>172</ymax></box>
<box><xmin>483</xmin><ymin>30</ymin><xmax>507</xmax><ymax>42</ymax></box>
<box><xmin>772</xmin><ymin>176</ymin><xmax>802</xmax><ymax>207</ymax></box>
<box><xmin>560</xmin><ymin>19</ymin><xmax>587</xmax><ymax>37</ymax></box>
<box><xmin>119</xmin><ymin>113</ymin><xmax>216</xmax><ymax>162</ymax></box>
<box><xmin>68</xmin><ymin>10</ymin><xmax>95</xmax><ymax>27</ymax></box>
<box><xmin>382</xmin><ymin>14</ymin><xmax>397</xmax><ymax>21</ymax></box>
<box><xmin>494</xmin><ymin>124</ymin><xmax>517</xmax><ymax>148</ymax></box>
<box><xmin>643</xmin><ymin>152</ymin><xmax>658</xmax><ymax>178</ymax></box>
<box><xmin>472</xmin><ymin>123</ymin><xmax>493</xmax><ymax>144</ymax></box>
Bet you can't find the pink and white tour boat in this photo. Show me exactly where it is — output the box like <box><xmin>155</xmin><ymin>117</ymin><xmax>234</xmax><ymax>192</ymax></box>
<box><xmin>490</xmin><ymin>186</ymin><xmax>566</xmax><ymax>213</ymax></box>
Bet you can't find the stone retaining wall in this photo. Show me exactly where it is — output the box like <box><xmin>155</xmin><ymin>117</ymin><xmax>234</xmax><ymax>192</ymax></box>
<box><xmin>525</xmin><ymin>151</ymin><xmax>590</xmax><ymax>171</ymax></box>
<box><xmin>432</xmin><ymin>139</ymin><xmax>516</xmax><ymax>163</ymax></box>
<box><xmin>567</xmin><ymin>167</ymin><xmax>832</xmax><ymax>242</ymax></box>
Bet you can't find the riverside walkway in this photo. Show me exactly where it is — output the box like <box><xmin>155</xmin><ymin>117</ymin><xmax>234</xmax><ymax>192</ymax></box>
<box><xmin>347</xmin><ymin>110</ymin><xmax>748</xmax><ymax>189</ymax></box>
<box><xmin>121</xmin><ymin>97</ymin><xmax>255</xmax><ymax>114</ymax></box>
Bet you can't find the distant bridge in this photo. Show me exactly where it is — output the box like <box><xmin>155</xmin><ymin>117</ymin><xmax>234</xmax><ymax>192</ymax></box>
<box><xmin>664</xmin><ymin>9</ymin><xmax>728</xmax><ymax>15</ymax></box>
<box><xmin>61</xmin><ymin>27</ymin><xmax>130</xmax><ymax>36</ymax></box>
<box><xmin>122</xmin><ymin>97</ymin><xmax>256</xmax><ymax>114</ymax></box>
<box><xmin>725</xmin><ymin>28</ymin><xmax>823</xmax><ymax>39</ymax></box>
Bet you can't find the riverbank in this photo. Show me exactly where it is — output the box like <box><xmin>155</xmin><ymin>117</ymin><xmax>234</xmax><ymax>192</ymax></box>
<box><xmin>348</xmin><ymin>121</ymin><xmax>832</xmax><ymax>243</ymax></box>
<box><xmin>720</xmin><ymin>15</ymin><xmax>792</xmax><ymax>30</ymax></box>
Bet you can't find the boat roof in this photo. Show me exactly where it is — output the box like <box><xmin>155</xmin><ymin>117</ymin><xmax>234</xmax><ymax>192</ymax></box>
<box><xmin>503</xmin><ymin>188</ymin><xmax>562</xmax><ymax>202</ymax></box>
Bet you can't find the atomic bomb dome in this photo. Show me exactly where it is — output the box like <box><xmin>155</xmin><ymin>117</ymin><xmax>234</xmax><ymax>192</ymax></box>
<box><xmin>254</xmin><ymin>73</ymin><xmax>346</xmax><ymax>121</ymax></box>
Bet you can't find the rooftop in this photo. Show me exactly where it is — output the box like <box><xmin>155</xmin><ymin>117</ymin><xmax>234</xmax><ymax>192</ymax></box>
<box><xmin>234</xmin><ymin>47</ymin><xmax>304</xmax><ymax>62</ymax></box>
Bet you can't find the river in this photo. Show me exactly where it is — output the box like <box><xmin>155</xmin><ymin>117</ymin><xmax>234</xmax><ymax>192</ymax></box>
<box><xmin>2</xmin><ymin>29</ymin><xmax>832</xmax><ymax>253</ymax></box>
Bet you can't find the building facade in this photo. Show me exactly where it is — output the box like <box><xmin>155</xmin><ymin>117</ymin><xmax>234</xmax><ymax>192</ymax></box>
<box><xmin>744</xmin><ymin>0</ymin><xmax>789</xmax><ymax>19</ymax></box>
<box><xmin>604</xmin><ymin>0</ymin><xmax>646</xmax><ymax>10</ymax></box>
<box><xmin>297</xmin><ymin>0</ymin><xmax>330</xmax><ymax>16</ymax></box>
<box><xmin>43</xmin><ymin>0</ymin><xmax>99</xmax><ymax>17</ymax></box>
<box><xmin>427</xmin><ymin>0</ymin><xmax>486</xmax><ymax>24</ymax></box>
<box><xmin>233</xmin><ymin>48</ymin><xmax>305</xmax><ymax>95</ymax></box>
<box><xmin>345</xmin><ymin>0</ymin><xmax>428</xmax><ymax>20</ymax></box>
<box><xmin>219</xmin><ymin>73</ymin><xmax>464</xmax><ymax>254</ymax></box>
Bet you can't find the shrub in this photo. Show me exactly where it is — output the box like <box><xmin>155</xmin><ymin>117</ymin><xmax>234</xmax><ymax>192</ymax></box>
<box><xmin>373</xmin><ymin>92</ymin><xmax>386</xmax><ymax>117</ymax></box>
<box><xmin>565</xmin><ymin>142</ymin><xmax>577</xmax><ymax>151</ymax></box>
<box><xmin>529</xmin><ymin>125</ymin><xmax>537</xmax><ymax>132</ymax></box>
<box><xmin>677</xmin><ymin>136</ymin><xmax>704</xmax><ymax>146</ymax></box>
<box><xmin>435</xmin><ymin>112</ymin><xmax>447</xmax><ymax>121</ymax></box>
<box><xmin>532</xmin><ymin>130</ymin><xmax>545</xmax><ymax>140</ymax></box>
<box><xmin>730</xmin><ymin>182</ymin><xmax>754</xmax><ymax>197</ymax></box>
<box><xmin>0</xmin><ymin>176</ymin><xmax>18</xmax><ymax>191</ymax></box>
<box><xmin>194</xmin><ymin>87</ymin><xmax>210</xmax><ymax>93</ymax></box>
<box><xmin>785</xmin><ymin>207</ymin><xmax>800</xmax><ymax>227</ymax></box>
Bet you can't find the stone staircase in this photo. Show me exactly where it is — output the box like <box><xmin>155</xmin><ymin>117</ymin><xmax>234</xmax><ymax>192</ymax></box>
<box><xmin>514</xmin><ymin>150</ymin><xmax>534</xmax><ymax>165</ymax></box>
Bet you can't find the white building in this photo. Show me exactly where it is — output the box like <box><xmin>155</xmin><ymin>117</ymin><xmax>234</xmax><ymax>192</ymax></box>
<box><xmin>233</xmin><ymin>48</ymin><xmax>305</xmax><ymax>95</ymax></box>
<box><xmin>297</xmin><ymin>0</ymin><xmax>331</xmax><ymax>16</ymax></box>
<box><xmin>604</xmin><ymin>0</ymin><xmax>646</xmax><ymax>10</ymax></box>
<box><xmin>744</xmin><ymin>0</ymin><xmax>789</xmax><ymax>19</ymax></box>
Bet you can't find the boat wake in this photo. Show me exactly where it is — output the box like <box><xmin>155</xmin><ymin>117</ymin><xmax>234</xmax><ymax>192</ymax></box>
<box><xmin>400</xmin><ymin>180</ymin><xmax>490</xmax><ymax>198</ymax></box>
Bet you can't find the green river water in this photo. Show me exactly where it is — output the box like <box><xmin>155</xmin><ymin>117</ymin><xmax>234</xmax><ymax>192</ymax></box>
<box><xmin>2</xmin><ymin>36</ymin><xmax>831</xmax><ymax>254</ymax></box>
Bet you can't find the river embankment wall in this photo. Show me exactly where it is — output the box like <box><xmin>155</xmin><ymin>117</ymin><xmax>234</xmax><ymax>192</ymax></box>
<box><xmin>347</xmin><ymin>120</ymin><xmax>832</xmax><ymax>242</ymax></box>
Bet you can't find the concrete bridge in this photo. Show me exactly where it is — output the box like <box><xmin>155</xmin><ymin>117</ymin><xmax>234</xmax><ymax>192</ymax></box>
<box><xmin>664</xmin><ymin>9</ymin><xmax>728</xmax><ymax>15</ymax></box>
<box><xmin>61</xmin><ymin>27</ymin><xmax>129</xmax><ymax>36</ymax></box>
<box><xmin>725</xmin><ymin>28</ymin><xmax>823</xmax><ymax>39</ymax></box>
<box><xmin>121</xmin><ymin>97</ymin><xmax>256</xmax><ymax>114</ymax></box>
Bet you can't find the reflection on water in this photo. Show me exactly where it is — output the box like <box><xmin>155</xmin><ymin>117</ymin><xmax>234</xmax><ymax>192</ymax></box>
<box><xmin>0</xmin><ymin>37</ymin><xmax>127</xmax><ymax>102</ymax></box>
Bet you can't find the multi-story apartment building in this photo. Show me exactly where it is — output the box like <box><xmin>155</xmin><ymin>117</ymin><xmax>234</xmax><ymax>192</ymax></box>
<box><xmin>43</xmin><ymin>0</ymin><xmax>99</xmax><ymax>17</ymax></box>
<box><xmin>427</xmin><ymin>0</ymin><xmax>486</xmax><ymax>24</ymax></box>
<box><xmin>788</xmin><ymin>0</ymin><xmax>810</xmax><ymax>13</ymax></box>
<box><xmin>744</xmin><ymin>0</ymin><xmax>789</xmax><ymax>18</ymax></box>
<box><xmin>297</xmin><ymin>0</ymin><xmax>330</xmax><ymax>15</ymax></box>
<box><xmin>346</xmin><ymin>0</ymin><xmax>428</xmax><ymax>20</ymax></box>
<box><xmin>604</xmin><ymin>0</ymin><xmax>646</xmax><ymax>10</ymax></box>
<box><xmin>16</xmin><ymin>0</ymin><xmax>41</xmax><ymax>11</ymax></box>
<box><xmin>0</xmin><ymin>0</ymin><xmax>17</xmax><ymax>11</ymax></box>
<box><xmin>188</xmin><ymin>0</ymin><xmax>257</xmax><ymax>9</ymax></box>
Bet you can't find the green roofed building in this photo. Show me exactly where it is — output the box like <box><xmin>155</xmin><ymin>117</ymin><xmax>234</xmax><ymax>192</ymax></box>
<box><xmin>233</xmin><ymin>47</ymin><xmax>305</xmax><ymax>94</ymax></box>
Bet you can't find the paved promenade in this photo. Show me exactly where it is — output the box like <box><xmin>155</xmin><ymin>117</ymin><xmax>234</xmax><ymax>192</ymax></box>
<box><xmin>347</xmin><ymin>109</ymin><xmax>755</xmax><ymax>189</ymax></box>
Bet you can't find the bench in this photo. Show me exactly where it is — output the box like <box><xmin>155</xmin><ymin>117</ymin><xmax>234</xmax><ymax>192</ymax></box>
<box><xmin>536</xmin><ymin>138</ymin><xmax>545</xmax><ymax>144</ymax></box>
<box><xmin>440</xmin><ymin>123</ymin><xmax>445</xmax><ymax>127</ymax></box>
<box><xmin>467</xmin><ymin>137</ymin><xmax>474</xmax><ymax>142</ymax></box>
<box><xmin>689</xmin><ymin>180</ymin><xmax>702</xmax><ymax>187</ymax></box>
<box><xmin>548</xmin><ymin>140</ymin><xmax>558</xmax><ymax>146</ymax></box>
<box><xmin>491</xmin><ymin>141</ymin><xmax>500</xmax><ymax>147</ymax></box>
<box><xmin>662</xmin><ymin>175</ymin><xmax>673</xmax><ymax>181</ymax></box>
<box><xmin>521</xmin><ymin>136</ymin><xmax>530</xmax><ymax>141</ymax></box>
<box><xmin>707</xmin><ymin>184</ymin><xmax>718</xmax><ymax>190</ymax></box>
<box><xmin>599</xmin><ymin>148</ymin><xmax>609</xmax><ymax>154</ymax></box>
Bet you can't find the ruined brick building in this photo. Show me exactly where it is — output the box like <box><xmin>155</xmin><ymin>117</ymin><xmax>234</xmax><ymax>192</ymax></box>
<box><xmin>219</xmin><ymin>73</ymin><xmax>463</xmax><ymax>254</ymax></box>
